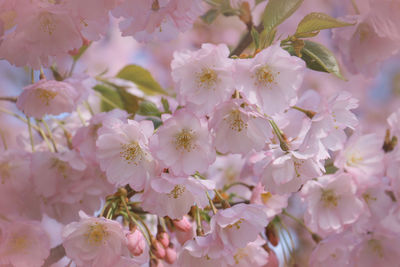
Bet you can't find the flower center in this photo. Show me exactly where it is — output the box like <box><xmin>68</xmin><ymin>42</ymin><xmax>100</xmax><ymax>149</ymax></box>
<box><xmin>0</xmin><ymin>162</ymin><xmax>11</xmax><ymax>184</ymax></box>
<box><xmin>255</xmin><ymin>65</ymin><xmax>279</xmax><ymax>88</ymax></box>
<box><xmin>39</xmin><ymin>12</ymin><xmax>56</xmax><ymax>35</ymax></box>
<box><xmin>225</xmin><ymin>109</ymin><xmax>247</xmax><ymax>132</ymax></box>
<box><xmin>120</xmin><ymin>142</ymin><xmax>144</xmax><ymax>165</ymax></box>
<box><xmin>368</xmin><ymin>239</ymin><xmax>384</xmax><ymax>258</ymax></box>
<box><xmin>196</xmin><ymin>68</ymin><xmax>218</xmax><ymax>90</ymax></box>
<box><xmin>261</xmin><ymin>192</ymin><xmax>272</xmax><ymax>204</ymax></box>
<box><xmin>85</xmin><ymin>223</ymin><xmax>108</xmax><ymax>245</ymax></box>
<box><xmin>233</xmin><ymin>248</ymin><xmax>248</xmax><ymax>264</ymax></box>
<box><xmin>9</xmin><ymin>234</ymin><xmax>30</xmax><ymax>253</ymax></box>
<box><xmin>50</xmin><ymin>158</ymin><xmax>68</xmax><ymax>178</ymax></box>
<box><xmin>36</xmin><ymin>88</ymin><xmax>58</xmax><ymax>106</ymax></box>
<box><xmin>321</xmin><ymin>189</ymin><xmax>339</xmax><ymax>208</ymax></box>
<box><xmin>174</xmin><ymin>129</ymin><xmax>196</xmax><ymax>152</ymax></box>
<box><xmin>167</xmin><ymin>185</ymin><xmax>186</xmax><ymax>199</ymax></box>
<box><xmin>226</xmin><ymin>218</ymin><xmax>245</xmax><ymax>230</ymax></box>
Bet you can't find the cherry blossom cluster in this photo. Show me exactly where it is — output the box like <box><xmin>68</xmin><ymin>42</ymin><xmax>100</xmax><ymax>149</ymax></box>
<box><xmin>0</xmin><ymin>0</ymin><xmax>203</xmax><ymax>68</ymax></box>
<box><xmin>1</xmin><ymin>0</ymin><xmax>400</xmax><ymax>266</ymax></box>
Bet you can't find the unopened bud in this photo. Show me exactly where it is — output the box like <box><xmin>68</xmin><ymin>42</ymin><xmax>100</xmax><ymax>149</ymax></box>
<box><xmin>151</xmin><ymin>239</ymin><xmax>166</xmax><ymax>259</ymax></box>
<box><xmin>265</xmin><ymin>224</ymin><xmax>279</xmax><ymax>247</ymax></box>
<box><xmin>126</xmin><ymin>229</ymin><xmax>145</xmax><ymax>256</ymax></box>
<box><xmin>165</xmin><ymin>245</ymin><xmax>177</xmax><ymax>264</ymax></box>
<box><xmin>156</xmin><ymin>231</ymin><xmax>170</xmax><ymax>248</ymax></box>
<box><xmin>150</xmin><ymin>258</ymin><xmax>164</xmax><ymax>267</ymax></box>
<box><xmin>172</xmin><ymin>216</ymin><xmax>192</xmax><ymax>232</ymax></box>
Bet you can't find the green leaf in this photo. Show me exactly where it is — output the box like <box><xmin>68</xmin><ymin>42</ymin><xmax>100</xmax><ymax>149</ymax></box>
<box><xmin>117</xmin><ymin>65</ymin><xmax>167</xmax><ymax>95</ymax></box>
<box><xmin>201</xmin><ymin>9</ymin><xmax>219</xmax><ymax>24</ymax></box>
<box><xmin>146</xmin><ymin>117</ymin><xmax>163</xmax><ymax>129</ymax></box>
<box><xmin>93</xmin><ymin>83</ymin><xmax>141</xmax><ymax>114</ymax></box>
<box><xmin>251</xmin><ymin>26</ymin><xmax>260</xmax><ymax>49</ymax></box>
<box><xmin>161</xmin><ymin>97</ymin><xmax>171</xmax><ymax>113</ymax></box>
<box><xmin>295</xmin><ymin>12</ymin><xmax>354</xmax><ymax>38</ymax></box>
<box><xmin>138</xmin><ymin>101</ymin><xmax>162</xmax><ymax>117</ymax></box>
<box><xmin>115</xmin><ymin>86</ymin><xmax>140</xmax><ymax>115</ymax></box>
<box><xmin>262</xmin><ymin>0</ymin><xmax>304</xmax><ymax>34</ymax></box>
<box><xmin>301</xmin><ymin>40</ymin><xmax>346</xmax><ymax>80</ymax></box>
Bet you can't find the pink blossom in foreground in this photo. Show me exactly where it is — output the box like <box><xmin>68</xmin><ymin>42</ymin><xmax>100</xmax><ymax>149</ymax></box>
<box><xmin>257</xmin><ymin>147</ymin><xmax>323</xmax><ymax>194</ymax></box>
<box><xmin>62</xmin><ymin>211</ymin><xmax>135</xmax><ymax>267</ymax></box>
<box><xmin>0</xmin><ymin>219</ymin><xmax>51</xmax><ymax>267</ymax></box>
<box><xmin>171</xmin><ymin>43</ymin><xmax>235</xmax><ymax>115</ymax></box>
<box><xmin>211</xmin><ymin>203</ymin><xmax>268</xmax><ymax>250</ymax></box>
<box><xmin>301</xmin><ymin>172</ymin><xmax>364</xmax><ymax>235</ymax></box>
<box><xmin>141</xmin><ymin>172</ymin><xmax>215</xmax><ymax>219</ymax></box>
<box><xmin>209</xmin><ymin>99</ymin><xmax>273</xmax><ymax>155</ymax></box>
<box><xmin>96</xmin><ymin>119</ymin><xmax>155</xmax><ymax>191</ymax></box>
<box><xmin>126</xmin><ymin>229</ymin><xmax>146</xmax><ymax>256</ymax></box>
<box><xmin>229</xmin><ymin>237</ymin><xmax>270</xmax><ymax>267</ymax></box>
<box><xmin>150</xmin><ymin>109</ymin><xmax>215</xmax><ymax>175</ymax></box>
<box><xmin>235</xmin><ymin>43</ymin><xmax>305</xmax><ymax>116</ymax></box>
<box><xmin>16</xmin><ymin>79</ymin><xmax>81</xmax><ymax>119</ymax></box>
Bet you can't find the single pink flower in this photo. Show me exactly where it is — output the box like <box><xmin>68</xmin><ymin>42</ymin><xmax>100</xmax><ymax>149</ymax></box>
<box><xmin>0</xmin><ymin>219</ymin><xmax>51</xmax><ymax>267</ymax></box>
<box><xmin>126</xmin><ymin>229</ymin><xmax>146</xmax><ymax>256</ymax></box>
<box><xmin>141</xmin><ymin>172</ymin><xmax>215</xmax><ymax>219</ymax></box>
<box><xmin>149</xmin><ymin>109</ymin><xmax>215</xmax><ymax>176</ymax></box>
<box><xmin>211</xmin><ymin>203</ymin><xmax>268</xmax><ymax>250</ymax></box>
<box><xmin>62</xmin><ymin>211</ymin><xmax>132</xmax><ymax>267</ymax></box>
<box><xmin>301</xmin><ymin>172</ymin><xmax>365</xmax><ymax>235</ymax></box>
<box><xmin>235</xmin><ymin>43</ymin><xmax>305</xmax><ymax>116</ymax></box>
<box><xmin>171</xmin><ymin>43</ymin><xmax>235</xmax><ymax>115</ymax></box>
<box><xmin>96</xmin><ymin>119</ymin><xmax>155</xmax><ymax>191</ymax></box>
<box><xmin>16</xmin><ymin>79</ymin><xmax>80</xmax><ymax>119</ymax></box>
<box><xmin>209</xmin><ymin>99</ymin><xmax>273</xmax><ymax>155</ymax></box>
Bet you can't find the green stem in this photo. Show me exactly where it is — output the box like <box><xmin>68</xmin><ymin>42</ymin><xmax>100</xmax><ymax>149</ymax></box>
<box><xmin>223</xmin><ymin>182</ymin><xmax>254</xmax><ymax>192</ymax></box>
<box><xmin>269</xmin><ymin>119</ymin><xmax>289</xmax><ymax>151</ymax></box>
<box><xmin>195</xmin><ymin>205</ymin><xmax>204</xmax><ymax>236</ymax></box>
<box><xmin>282</xmin><ymin>209</ymin><xmax>322</xmax><ymax>243</ymax></box>
<box><xmin>27</xmin><ymin>117</ymin><xmax>35</xmax><ymax>152</ymax></box>
<box><xmin>292</xmin><ymin>106</ymin><xmax>316</xmax><ymax>119</ymax></box>
<box><xmin>206</xmin><ymin>191</ymin><xmax>218</xmax><ymax>214</ymax></box>
<box><xmin>42</xmin><ymin>120</ymin><xmax>58</xmax><ymax>152</ymax></box>
<box><xmin>350</xmin><ymin>0</ymin><xmax>360</xmax><ymax>14</ymax></box>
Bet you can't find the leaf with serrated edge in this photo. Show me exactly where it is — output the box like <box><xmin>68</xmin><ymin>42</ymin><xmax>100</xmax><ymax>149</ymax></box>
<box><xmin>295</xmin><ymin>12</ymin><xmax>354</xmax><ymax>37</ymax></box>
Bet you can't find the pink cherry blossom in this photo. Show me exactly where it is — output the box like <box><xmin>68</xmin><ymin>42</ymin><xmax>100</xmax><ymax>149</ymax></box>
<box><xmin>250</xmin><ymin>183</ymin><xmax>289</xmax><ymax>219</ymax></box>
<box><xmin>0</xmin><ymin>219</ymin><xmax>51</xmax><ymax>267</ymax></box>
<box><xmin>229</xmin><ymin>237</ymin><xmax>270</xmax><ymax>267</ymax></box>
<box><xmin>96</xmin><ymin>119</ymin><xmax>155</xmax><ymax>191</ymax></box>
<box><xmin>209</xmin><ymin>98</ymin><xmax>273</xmax><ymax>155</ymax></box>
<box><xmin>334</xmin><ymin>133</ymin><xmax>384</xmax><ymax>185</ymax></box>
<box><xmin>16</xmin><ymin>79</ymin><xmax>81</xmax><ymax>119</ymax></box>
<box><xmin>171</xmin><ymin>43</ymin><xmax>235</xmax><ymax>115</ymax></box>
<box><xmin>141</xmin><ymin>172</ymin><xmax>215</xmax><ymax>219</ymax></box>
<box><xmin>112</xmin><ymin>0</ymin><xmax>204</xmax><ymax>42</ymax></box>
<box><xmin>301</xmin><ymin>172</ymin><xmax>365</xmax><ymax>235</ymax></box>
<box><xmin>150</xmin><ymin>109</ymin><xmax>215</xmax><ymax>176</ymax></box>
<box><xmin>257</xmin><ymin>147</ymin><xmax>323</xmax><ymax>194</ymax></box>
<box><xmin>235</xmin><ymin>43</ymin><xmax>305</xmax><ymax>116</ymax></box>
<box><xmin>126</xmin><ymin>229</ymin><xmax>146</xmax><ymax>256</ymax></box>
<box><xmin>211</xmin><ymin>203</ymin><xmax>268</xmax><ymax>250</ymax></box>
<box><xmin>0</xmin><ymin>1</ymin><xmax>81</xmax><ymax>68</ymax></box>
<box><xmin>350</xmin><ymin>231</ymin><xmax>400</xmax><ymax>267</ymax></box>
<box><xmin>62</xmin><ymin>211</ymin><xmax>134</xmax><ymax>267</ymax></box>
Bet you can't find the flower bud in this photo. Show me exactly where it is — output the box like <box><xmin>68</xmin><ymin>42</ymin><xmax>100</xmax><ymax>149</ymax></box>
<box><xmin>126</xmin><ymin>229</ymin><xmax>146</xmax><ymax>256</ymax></box>
<box><xmin>172</xmin><ymin>216</ymin><xmax>192</xmax><ymax>232</ymax></box>
<box><xmin>265</xmin><ymin>223</ymin><xmax>279</xmax><ymax>247</ymax></box>
<box><xmin>156</xmin><ymin>231</ymin><xmax>170</xmax><ymax>248</ymax></box>
<box><xmin>150</xmin><ymin>258</ymin><xmax>164</xmax><ymax>267</ymax></box>
<box><xmin>165</xmin><ymin>246</ymin><xmax>177</xmax><ymax>264</ymax></box>
<box><xmin>151</xmin><ymin>239</ymin><xmax>166</xmax><ymax>259</ymax></box>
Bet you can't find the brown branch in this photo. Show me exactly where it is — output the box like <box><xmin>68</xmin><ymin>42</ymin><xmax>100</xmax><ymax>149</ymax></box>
<box><xmin>43</xmin><ymin>244</ymin><xmax>66</xmax><ymax>267</ymax></box>
<box><xmin>229</xmin><ymin>23</ymin><xmax>264</xmax><ymax>57</ymax></box>
<box><xmin>0</xmin><ymin>97</ymin><xmax>17</xmax><ymax>103</ymax></box>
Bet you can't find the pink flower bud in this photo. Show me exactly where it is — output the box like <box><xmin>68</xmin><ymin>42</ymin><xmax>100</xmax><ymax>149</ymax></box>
<box><xmin>156</xmin><ymin>231</ymin><xmax>170</xmax><ymax>248</ymax></box>
<box><xmin>165</xmin><ymin>246</ymin><xmax>177</xmax><ymax>264</ymax></box>
<box><xmin>151</xmin><ymin>239</ymin><xmax>166</xmax><ymax>259</ymax></box>
<box><xmin>172</xmin><ymin>216</ymin><xmax>192</xmax><ymax>232</ymax></box>
<box><xmin>126</xmin><ymin>229</ymin><xmax>146</xmax><ymax>256</ymax></box>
